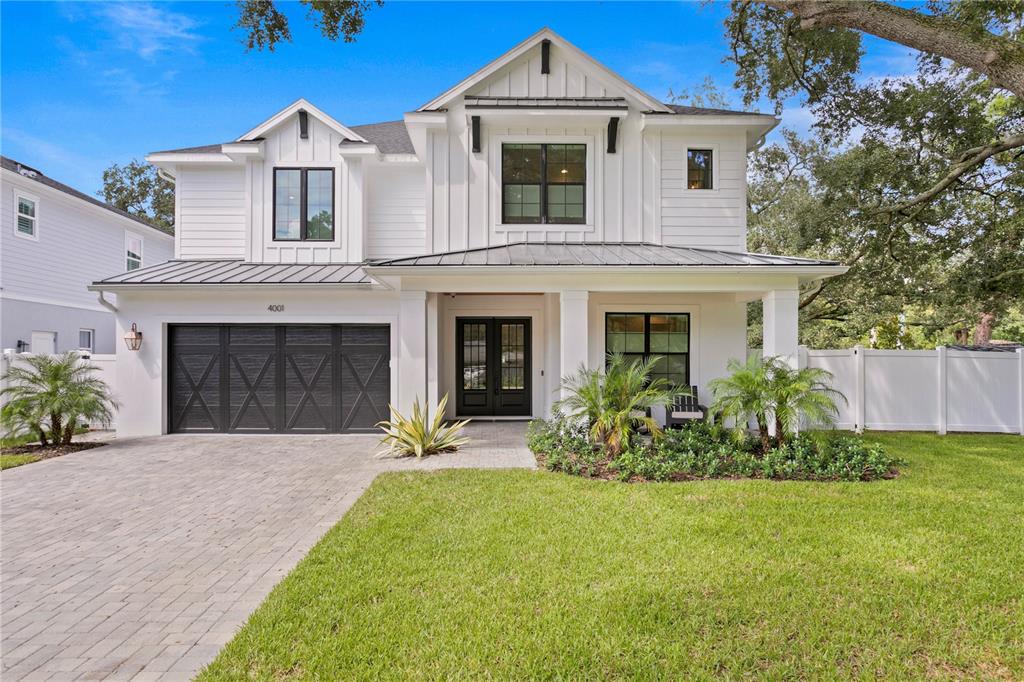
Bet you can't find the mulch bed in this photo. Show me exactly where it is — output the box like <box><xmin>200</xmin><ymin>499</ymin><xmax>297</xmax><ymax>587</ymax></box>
<box><xmin>2</xmin><ymin>442</ymin><xmax>107</xmax><ymax>460</ymax></box>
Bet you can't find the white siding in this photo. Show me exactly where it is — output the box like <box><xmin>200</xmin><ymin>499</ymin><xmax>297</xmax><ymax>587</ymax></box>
<box><xmin>658</xmin><ymin>130</ymin><xmax>747</xmax><ymax>251</ymax></box>
<box><xmin>176</xmin><ymin>166</ymin><xmax>246</xmax><ymax>259</ymax></box>
<box><xmin>365</xmin><ymin>165</ymin><xmax>426</xmax><ymax>259</ymax></box>
<box><xmin>0</xmin><ymin>170</ymin><xmax>174</xmax><ymax>309</ymax></box>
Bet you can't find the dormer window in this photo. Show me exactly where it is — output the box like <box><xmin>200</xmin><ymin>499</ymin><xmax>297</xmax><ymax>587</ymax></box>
<box><xmin>502</xmin><ymin>144</ymin><xmax>585</xmax><ymax>224</ymax></box>
<box><xmin>274</xmin><ymin>168</ymin><xmax>334</xmax><ymax>241</ymax></box>
<box><xmin>687</xmin><ymin>149</ymin><xmax>713</xmax><ymax>190</ymax></box>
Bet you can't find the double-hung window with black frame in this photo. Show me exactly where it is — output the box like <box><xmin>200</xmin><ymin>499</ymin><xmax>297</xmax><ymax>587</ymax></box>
<box><xmin>502</xmin><ymin>143</ymin><xmax>585</xmax><ymax>224</ymax></box>
<box><xmin>273</xmin><ymin>168</ymin><xmax>335</xmax><ymax>241</ymax></box>
<box><xmin>605</xmin><ymin>313</ymin><xmax>690</xmax><ymax>388</ymax></box>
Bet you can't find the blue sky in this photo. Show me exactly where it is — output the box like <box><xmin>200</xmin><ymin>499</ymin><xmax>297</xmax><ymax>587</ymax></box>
<box><xmin>1</xmin><ymin>1</ymin><xmax>918</xmax><ymax>196</ymax></box>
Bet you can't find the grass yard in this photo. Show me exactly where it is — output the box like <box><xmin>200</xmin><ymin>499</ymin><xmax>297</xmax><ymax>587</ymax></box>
<box><xmin>200</xmin><ymin>433</ymin><xmax>1023</xmax><ymax>680</ymax></box>
<box><xmin>0</xmin><ymin>454</ymin><xmax>41</xmax><ymax>470</ymax></box>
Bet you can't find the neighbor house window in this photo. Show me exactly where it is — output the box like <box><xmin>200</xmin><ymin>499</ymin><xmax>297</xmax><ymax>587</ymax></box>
<box><xmin>502</xmin><ymin>143</ymin><xmax>585</xmax><ymax>224</ymax></box>
<box><xmin>126</xmin><ymin>233</ymin><xmax>143</xmax><ymax>270</ymax></box>
<box><xmin>687</xmin><ymin>149</ymin><xmax>713</xmax><ymax>189</ymax></box>
<box><xmin>605</xmin><ymin>313</ymin><xmax>690</xmax><ymax>387</ymax></box>
<box><xmin>16</xmin><ymin>194</ymin><xmax>37</xmax><ymax>238</ymax></box>
<box><xmin>274</xmin><ymin>168</ymin><xmax>334</xmax><ymax>241</ymax></box>
<box><xmin>78</xmin><ymin>329</ymin><xmax>94</xmax><ymax>353</ymax></box>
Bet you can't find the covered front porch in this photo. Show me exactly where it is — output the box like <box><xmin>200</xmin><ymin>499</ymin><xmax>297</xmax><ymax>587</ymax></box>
<box><xmin>365</xmin><ymin>242</ymin><xmax>844</xmax><ymax>421</ymax></box>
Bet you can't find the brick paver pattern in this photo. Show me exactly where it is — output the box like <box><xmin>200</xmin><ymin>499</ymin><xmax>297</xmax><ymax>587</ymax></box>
<box><xmin>1</xmin><ymin>422</ymin><xmax>534</xmax><ymax>680</ymax></box>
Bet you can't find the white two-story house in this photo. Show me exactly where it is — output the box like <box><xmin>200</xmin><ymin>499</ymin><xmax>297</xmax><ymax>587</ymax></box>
<box><xmin>2</xmin><ymin>156</ymin><xmax>174</xmax><ymax>355</ymax></box>
<box><xmin>91</xmin><ymin>28</ymin><xmax>844</xmax><ymax>437</ymax></box>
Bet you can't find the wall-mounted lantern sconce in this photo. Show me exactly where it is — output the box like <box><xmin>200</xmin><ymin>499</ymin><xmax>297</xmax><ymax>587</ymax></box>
<box><xmin>124</xmin><ymin>323</ymin><xmax>143</xmax><ymax>351</ymax></box>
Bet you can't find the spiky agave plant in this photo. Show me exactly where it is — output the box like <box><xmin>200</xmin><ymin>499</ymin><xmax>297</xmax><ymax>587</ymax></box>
<box><xmin>376</xmin><ymin>394</ymin><xmax>470</xmax><ymax>458</ymax></box>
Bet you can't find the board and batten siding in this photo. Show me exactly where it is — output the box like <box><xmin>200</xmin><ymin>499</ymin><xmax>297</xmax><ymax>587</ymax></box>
<box><xmin>1</xmin><ymin>170</ymin><xmax>173</xmax><ymax>309</ymax></box>
<box><xmin>176</xmin><ymin>167</ymin><xmax>247</xmax><ymax>260</ymax></box>
<box><xmin>365</xmin><ymin>165</ymin><xmax>426</xmax><ymax>259</ymax></box>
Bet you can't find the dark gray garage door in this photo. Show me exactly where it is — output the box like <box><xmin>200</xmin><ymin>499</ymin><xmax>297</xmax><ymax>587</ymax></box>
<box><xmin>168</xmin><ymin>325</ymin><xmax>390</xmax><ymax>434</ymax></box>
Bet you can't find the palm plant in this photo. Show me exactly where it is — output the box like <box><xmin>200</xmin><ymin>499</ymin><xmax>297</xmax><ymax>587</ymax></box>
<box><xmin>555</xmin><ymin>354</ymin><xmax>674</xmax><ymax>456</ymax></box>
<box><xmin>708</xmin><ymin>356</ymin><xmax>774</xmax><ymax>451</ymax></box>
<box><xmin>1</xmin><ymin>352</ymin><xmax>116</xmax><ymax>446</ymax></box>
<box><xmin>709</xmin><ymin>355</ymin><xmax>845</xmax><ymax>451</ymax></box>
<box><xmin>769</xmin><ymin>363</ymin><xmax>846</xmax><ymax>445</ymax></box>
<box><xmin>376</xmin><ymin>394</ymin><xmax>470</xmax><ymax>458</ymax></box>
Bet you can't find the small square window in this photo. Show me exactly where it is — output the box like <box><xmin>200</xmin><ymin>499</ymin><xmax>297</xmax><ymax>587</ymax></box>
<box><xmin>78</xmin><ymin>329</ymin><xmax>94</xmax><ymax>352</ymax></box>
<box><xmin>687</xmin><ymin>149</ymin><xmax>713</xmax><ymax>190</ymax></box>
<box><xmin>126</xmin><ymin>233</ymin><xmax>143</xmax><ymax>271</ymax></box>
<box><xmin>15</xmin><ymin>194</ymin><xmax>37</xmax><ymax>238</ymax></box>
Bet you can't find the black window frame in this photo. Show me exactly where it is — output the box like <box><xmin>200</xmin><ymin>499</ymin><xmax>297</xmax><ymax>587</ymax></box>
<box><xmin>272</xmin><ymin>167</ymin><xmax>335</xmax><ymax>242</ymax></box>
<box><xmin>501</xmin><ymin>143</ymin><xmax>586</xmax><ymax>225</ymax></box>
<box><xmin>604</xmin><ymin>312</ymin><xmax>691</xmax><ymax>388</ymax></box>
<box><xmin>686</xmin><ymin>148</ymin><xmax>714</xmax><ymax>190</ymax></box>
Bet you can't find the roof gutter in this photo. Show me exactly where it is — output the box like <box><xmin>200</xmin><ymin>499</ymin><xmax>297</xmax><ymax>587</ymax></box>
<box><xmin>87</xmin><ymin>282</ymin><xmax>378</xmax><ymax>293</ymax></box>
<box><xmin>363</xmin><ymin>264</ymin><xmax>848</xmax><ymax>277</ymax></box>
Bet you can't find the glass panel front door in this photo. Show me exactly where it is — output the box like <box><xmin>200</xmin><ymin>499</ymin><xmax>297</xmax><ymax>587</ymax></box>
<box><xmin>456</xmin><ymin>317</ymin><xmax>531</xmax><ymax>416</ymax></box>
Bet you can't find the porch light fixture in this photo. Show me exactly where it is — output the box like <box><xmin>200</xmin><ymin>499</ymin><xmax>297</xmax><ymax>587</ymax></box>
<box><xmin>124</xmin><ymin>323</ymin><xmax>143</xmax><ymax>351</ymax></box>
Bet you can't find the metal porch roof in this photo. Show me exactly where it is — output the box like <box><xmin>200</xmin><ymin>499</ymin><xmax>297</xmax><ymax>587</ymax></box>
<box><xmin>368</xmin><ymin>242</ymin><xmax>841</xmax><ymax>268</ymax></box>
<box><xmin>93</xmin><ymin>260</ymin><xmax>371</xmax><ymax>286</ymax></box>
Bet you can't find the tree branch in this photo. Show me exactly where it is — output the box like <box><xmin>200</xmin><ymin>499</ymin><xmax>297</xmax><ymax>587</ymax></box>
<box><xmin>758</xmin><ymin>0</ymin><xmax>1024</xmax><ymax>96</ymax></box>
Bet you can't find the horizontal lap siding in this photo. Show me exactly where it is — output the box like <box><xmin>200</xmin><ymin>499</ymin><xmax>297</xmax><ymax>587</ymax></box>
<box><xmin>659</xmin><ymin>132</ymin><xmax>747</xmax><ymax>251</ymax></box>
<box><xmin>177</xmin><ymin>167</ymin><xmax>246</xmax><ymax>259</ymax></box>
<box><xmin>365</xmin><ymin>165</ymin><xmax>426</xmax><ymax>258</ymax></box>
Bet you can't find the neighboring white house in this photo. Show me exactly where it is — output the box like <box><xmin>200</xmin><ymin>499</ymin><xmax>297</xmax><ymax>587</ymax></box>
<box><xmin>1</xmin><ymin>156</ymin><xmax>174</xmax><ymax>354</ymax></box>
<box><xmin>91</xmin><ymin>28</ymin><xmax>846</xmax><ymax>437</ymax></box>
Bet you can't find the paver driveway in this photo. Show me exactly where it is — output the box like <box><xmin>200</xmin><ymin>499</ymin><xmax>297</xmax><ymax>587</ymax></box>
<box><xmin>1</xmin><ymin>422</ymin><xmax>533</xmax><ymax>680</ymax></box>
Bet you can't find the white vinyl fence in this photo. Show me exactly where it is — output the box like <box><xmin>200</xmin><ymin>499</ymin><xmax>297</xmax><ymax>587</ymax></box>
<box><xmin>799</xmin><ymin>346</ymin><xmax>1024</xmax><ymax>435</ymax></box>
<box><xmin>0</xmin><ymin>350</ymin><xmax>118</xmax><ymax>430</ymax></box>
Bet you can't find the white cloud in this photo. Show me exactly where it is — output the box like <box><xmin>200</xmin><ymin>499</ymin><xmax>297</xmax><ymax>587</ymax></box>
<box><xmin>94</xmin><ymin>3</ymin><xmax>202</xmax><ymax>60</ymax></box>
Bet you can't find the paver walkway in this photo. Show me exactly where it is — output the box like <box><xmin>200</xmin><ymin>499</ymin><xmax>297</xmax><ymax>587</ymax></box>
<box><xmin>1</xmin><ymin>422</ymin><xmax>533</xmax><ymax>680</ymax></box>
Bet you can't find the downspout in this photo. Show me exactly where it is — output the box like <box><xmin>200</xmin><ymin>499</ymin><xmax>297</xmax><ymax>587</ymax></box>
<box><xmin>96</xmin><ymin>290</ymin><xmax>118</xmax><ymax>313</ymax></box>
<box><xmin>157</xmin><ymin>168</ymin><xmax>175</xmax><ymax>183</ymax></box>
<box><xmin>751</xmin><ymin>134</ymin><xmax>767</xmax><ymax>152</ymax></box>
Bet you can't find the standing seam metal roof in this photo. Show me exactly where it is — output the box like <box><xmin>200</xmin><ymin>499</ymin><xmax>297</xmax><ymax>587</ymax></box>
<box><xmin>94</xmin><ymin>261</ymin><xmax>371</xmax><ymax>285</ymax></box>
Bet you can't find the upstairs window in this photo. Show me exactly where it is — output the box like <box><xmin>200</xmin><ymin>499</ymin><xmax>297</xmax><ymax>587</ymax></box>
<box><xmin>274</xmin><ymin>168</ymin><xmax>334</xmax><ymax>241</ymax></box>
<box><xmin>687</xmin><ymin>149</ymin><xmax>713</xmax><ymax>190</ymax></box>
<box><xmin>126</xmin><ymin>233</ymin><xmax>143</xmax><ymax>271</ymax></box>
<box><xmin>16</xmin><ymin>193</ymin><xmax>37</xmax><ymax>238</ymax></box>
<box><xmin>502</xmin><ymin>143</ymin><xmax>585</xmax><ymax>224</ymax></box>
<box><xmin>78</xmin><ymin>329</ymin><xmax>94</xmax><ymax>353</ymax></box>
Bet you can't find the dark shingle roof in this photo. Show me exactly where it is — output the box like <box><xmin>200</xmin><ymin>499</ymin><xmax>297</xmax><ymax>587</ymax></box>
<box><xmin>1</xmin><ymin>156</ymin><xmax>172</xmax><ymax>235</ymax></box>
<box><xmin>369</xmin><ymin>242</ymin><xmax>840</xmax><ymax>268</ymax></box>
<box><xmin>150</xmin><ymin>143</ymin><xmax>228</xmax><ymax>154</ymax></box>
<box><xmin>94</xmin><ymin>260</ymin><xmax>371</xmax><ymax>286</ymax></box>
<box><xmin>345</xmin><ymin>121</ymin><xmax>414</xmax><ymax>154</ymax></box>
<box><xmin>657</xmin><ymin>103</ymin><xmax>770</xmax><ymax>117</ymax></box>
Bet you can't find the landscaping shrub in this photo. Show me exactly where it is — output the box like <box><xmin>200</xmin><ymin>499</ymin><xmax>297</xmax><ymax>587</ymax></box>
<box><xmin>376</xmin><ymin>394</ymin><xmax>470</xmax><ymax>458</ymax></box>
<box><xmin>530</xmin><ymin>418</ymin><xmax>902</xmax><ymax>483</ymax></box>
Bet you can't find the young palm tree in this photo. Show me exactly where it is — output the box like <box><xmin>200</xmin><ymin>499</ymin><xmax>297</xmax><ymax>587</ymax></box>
<box><xmin>708</xmin><ymin>356</ymin><xmax>773</xmax><ymax>451</ymax></box>
<box><xmin>769</xmin><ymin>362</ymin><xmax>846</xmax><ymax>445</ymax></box>
<box><xmin>0</xmin><ymin>353</ymin><xmax>116</xmax><ymax>446</ymax></box>
<box><xmin>555</xmin><ymin>354</ymin><xmax>673</xmax><ymax>456</ymax></box>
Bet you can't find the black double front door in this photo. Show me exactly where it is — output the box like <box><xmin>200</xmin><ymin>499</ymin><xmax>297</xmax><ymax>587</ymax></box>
<box><xmin>168</xmin><ymin>324</ymin><xmax>390</xmax><ymax>433</ymax></box>
<box><xmin>456</xmin><ymin>317</ymin><xmax>531</xmax><ymax>416</ymax></box>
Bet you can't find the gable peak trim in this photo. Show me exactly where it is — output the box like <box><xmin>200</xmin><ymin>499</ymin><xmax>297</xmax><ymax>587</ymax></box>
<box><xmin>236</xmin><ymin>98</ymin><xmax>368</xmax><ymax>144</ymax></box>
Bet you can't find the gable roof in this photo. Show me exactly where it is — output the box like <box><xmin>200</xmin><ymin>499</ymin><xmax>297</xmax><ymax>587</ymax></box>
<box><xmin>659</xmin><ymin>103</ymin><xmax>770</xmax><ymax>117</ymax></box>
<box><xmin>236</xmin><ymin>98</ymin><xmax>368</xmax><ymax>143</ymax></box>
<box><xmin>1</xmin><ymin>156</ymin><xmax>173</xmax><ymax>236</ymax></box>
<box><xmin>344</xmin><ymin>121</ymin><xmax>414</xmax><ymax>154</ymax></box>
<box><xmin>418</xmin><ymin>27</ymin><xmax>672</xmax><ymax>113</ymax></box>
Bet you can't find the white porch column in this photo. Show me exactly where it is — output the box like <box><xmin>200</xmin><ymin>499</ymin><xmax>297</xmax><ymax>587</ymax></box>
<box><xmin>398</xmin><ymin>290</ymin><xmax>428</xmax><ymax>415</ymax></box>
<box><xmin>762</xmin><ymin>288</ymin><xmax>800</xmax><ymax>368</ymax></box>
<box><xmin>559</xmin><ymin>290</ymin><xmax>589</xmax><ymax>398</ymax></box>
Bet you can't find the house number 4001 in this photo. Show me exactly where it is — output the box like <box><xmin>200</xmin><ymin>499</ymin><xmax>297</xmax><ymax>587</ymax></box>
<box><xmin>267</xmin><ymin>304</ymin><xmax>285</xmax><ymax>312</ymax></box>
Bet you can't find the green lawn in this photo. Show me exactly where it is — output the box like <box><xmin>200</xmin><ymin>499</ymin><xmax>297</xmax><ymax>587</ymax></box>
<box><xmin>200</xmin><ymin>433</ymin><xmax>1023</xmax><ymax>680</ymax></box>
<box><xmin>0</xmin><ymin>454</ymin><xmax>41</xmax><ymax>470</ymax></box>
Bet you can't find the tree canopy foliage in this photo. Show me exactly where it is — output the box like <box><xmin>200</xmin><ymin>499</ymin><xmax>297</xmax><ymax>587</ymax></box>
<box><xmin>99</xmin><ymin>160</ymin><xmax>175</xmax><ymax>234</ymax></box>
<box><xmin>728</xmin><ymin>0</ymin><xmax>1023</xmax><ymax>346</ymax></box>
<box><xmin>234</xmin><ymin>0</ymin><xmax>381</xmax><ymax>51</ymax></box>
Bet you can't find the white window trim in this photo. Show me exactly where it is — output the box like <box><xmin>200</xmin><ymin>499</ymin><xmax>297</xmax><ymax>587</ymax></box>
<box><xmin>14</xmin><ymin>190</ymin><xmax>40</xmax><ymax>241</ymax></box>
<box><xmin>78</xmin><ymin>328</ymin><xmax>95</xmax><ymax>353</ymax></box>
<box><xmin>682</xmin><ymin>143</ymin><xmax>720</xmax><ymax>193</ymax></box>
<box><xmin>490</xmin><ymin>132</ymin><xmax>597</xmax><ymax>233</ymax></box>
<box><xmin>125</xmin><ymin>231</ymin><xmax>144</xmax><ymax>270</ymax></box>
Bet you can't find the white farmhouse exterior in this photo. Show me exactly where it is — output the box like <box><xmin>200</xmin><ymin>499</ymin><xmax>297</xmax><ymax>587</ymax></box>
<box><xmin>92</xmin><ymin>28</ymin><xmax>845</xmax><ymax>437</ymax></box>
<box><xmin>1</xmin><ymin>156</ymin><xmax>174</xmax><ymax>354</ymax></box>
